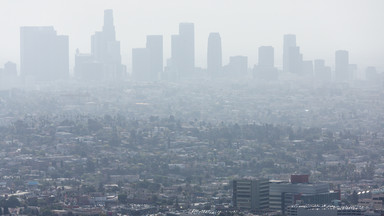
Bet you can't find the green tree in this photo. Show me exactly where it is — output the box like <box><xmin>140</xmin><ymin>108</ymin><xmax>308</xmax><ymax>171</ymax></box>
<box><xmin>6</xmin><ymin>196</ymin><xmax>20</xmax><ymax>208</ymax></box>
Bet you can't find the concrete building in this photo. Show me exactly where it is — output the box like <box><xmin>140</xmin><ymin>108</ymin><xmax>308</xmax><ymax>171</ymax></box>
<box><xmin>74</xmin><ymin>51</ymin><xmax>103</xmax><ymax>81</ymax></box>
<box><xmin>20</xmin><ymin>26</ymin><xmax>69</xmax><ymax>82</ymax></box>
<box><xmin>207</xmin><ymin>32</ymin><xmax>222</xmax><ymax>78</ymax></box>
<box><xmin>233</xmin><ymin>178</ymin><xmax>269</xmax><ymax>212</ymax></box>
<box><xmin>302</xmin><ymin>60</ymin><xmax>313</xmax><ymax>77</ymax></box>
<box><xmin>254</xmin><ymin>46</ymin><xmax>278</xmax><ymax>80</ymax></box>
<box><xmin>287</xmin><ymin>205</ymin><xmax>367</xmax><ymax>216</ymax></box>
<box><xmin>270</xmin><ymin>175</ymin><xmax>339</xmax><ymax>214</ymax></box>
<box><xmin>283</xmin><ymin>34</ymin><xmax>301</xmax><ymax>74</ymax></box>
<box><xmin>225</xmin><ymin>56</ymin><xmax>248</xmax><ymax>78</ymax></box>
<box><xmin>314</xmin><ymin>59</ymin><xmax>332</xmax><ymax>82</ymax></box>
<box><xmin>89</xmin><ymin>9</ymin><xmax>125</xmax><ymax>81</ymax></box>
<box><xmin>335</xmin><ymin>50</ymin><xmax>349</xmax><ymax>82</ymax></box>
<box><xmin>170</xmin><ymin>23</ymin><xmax>195</xmax><ymax>79</ymax></box>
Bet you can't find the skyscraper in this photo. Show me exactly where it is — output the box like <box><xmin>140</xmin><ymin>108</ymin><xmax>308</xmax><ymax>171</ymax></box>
<box><xmin>288</xmin><ymin>46</ymin><xmax>303</xmax><ymax>74</ymax></box>
<box><xmin>283</xmin><ymin>34</ymin><xmax>296</xmax><ymax>73</ymax></box>
<box><xmin>314</xmin><ymin>59</ymin><xmax>331</xmax><ymax>82</ymax></box>
<box><xmin>207</xmin><ymin>32</ymin><xmax>222</xmax><ymax>78</ymax></box>
<box><xmin>131</xmin><ymin>35</ymin><xmax>163</xmax><ymax>82</ymax></box>
<box><xmin>90</xmin><ymin>9</ymin><xmax>125</xmax><ymax>81</ymax></box>
<box><xmin>20</xmin><ymin>26</ymin><xmax>69</xmax><ymax>82</ymax></box>
<box><xmin>146</xmin><ymin>35</ymin><xmax>163</xmax><ymax>81</ymax></box>
<box><xmin>335</xmin><ymin>50</ymin><xmax>349</xmax><ymax>82</ymax></box>
<box><xmin>253</xmin><ymin>46</ymin><xmax>278</xmax><ymax>80</ymax></box>
<box><xmin>283</xmin><ymin>34</ymin><xmax>303</xmax><ymax>74</ymax></box>
<box><xmin>170</xmin><ymin>23</ymin><xmax>195</xmax><ymax>79</ymax></box>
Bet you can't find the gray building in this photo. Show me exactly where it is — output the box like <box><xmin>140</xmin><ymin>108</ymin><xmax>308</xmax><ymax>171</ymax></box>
<box><xmin>225</xmin><ymin>56</ymin><xmax>248</xmax><ymax>78</ymax></box>
<box><xmin>314</xmin><ymin>59</ymin><xmax>332</xmax><ymax>82</ymax></box>
<box><xmin>132</xmin><ymin>35</ymin><xmax>163</xmax><ymax>82</ymax></box>
<box><xmin>89</xmin><ymin>9</ymin><xmax>125</xmax><ymax>81</ymax></box>
<box><xmin>283</xmin><ymin>34</ymin><xmax>300</xmax><ymax>73</ymax></box>
<box><xmin>287</xmin><ymin>205</ymin><xmax>367</xmax><ymax>216</ymax></box>
<box><xmin>233</xmin><ymin>178</ymin><xmax>269</xmax><ymax>212</ymax></box>
<box><xmin>254</xmin><ymin>46</ymin><xmax>278</xmax><ymax>80</ymax></box>
<box><xmin>335</xmin><ymin>50</ymin><xmax>349</xmax><ymax>82</ymax></box>
<box><xmin>207</xmin><ymin>32</ymin><xmax>222</xmax><ymax>78</ymax></box>
<box><xmin>170</xmin><ymin>23</ymin><xmax>195</xmax><ymax>79</ymax></box>
<box><xmin>270</xmin><ymin>179</ymin><xmax>338</xmax><ymax>215</ymax></box>
<box><xmin>20</xmin><ymin>26</ymin><xmax>69</xmax><ymax>82</ymax></box>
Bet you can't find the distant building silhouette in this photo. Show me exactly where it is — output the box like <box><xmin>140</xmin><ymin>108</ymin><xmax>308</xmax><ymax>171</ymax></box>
<box><xmin>132</xmin><ymin>35</ymin><xmax>163</xmax><ymax>82</ymax></box>
<box><xmin>335</xmin><ymin>50</ymin><xmax>349</xmax><ymax>82</ymax></box>
<box><xmin>207</xmin><ymin>32</ymin><xmax>222</xmax><ymax>78</ymax></box>
<box><xmin>75</xmin><ymin>9</ymin><xmax>125</xmax><ymax>82</ymax></box>
<box><xmin>4</xmin><ymin>61</ymin><xmax>17</xmax><ymax>77</ymax></box>
<box><xmin>283</xmin><ymin>34</ymin><xmax>303</xmax><ymax>74</ymax></box>
<box><xmin>253</xmin><ymin>46</ymin><xmax>278</xmax><ymax>80</ymax></box>
<box><xmin>224</xmin><ymin>56</ymin><xmax>248</xmax><ymax>78</ymax></box>
<box><xmin>314</xmin><ymin>59</ymin><xmax>331</xmax><ymax>82</ymax></box>
<box><xmin>170</xmin><ymin>23</ymin><xmax>195</xmax><ymax>79</ymax></box>
<box><xmin>283</xmin><ymin>34</ymin><xmax>296</xmax><ymax>73</ymax></box>
<box><xmin>301</xmin><ymin>60</ymin><xmax>313</xmax><ymax>77</ymax></box>
<box><xmin>0</xmin><ymin>61</ymin><xmax>19</xmax><ymax>89</ymax></box>
<box><xmin>365</xmin><ymin>66</ymin><xmax>381</xmax><ymax>83</ymax></box>
<box><xmin>258</xmin><ymin>46</ymin><xmax>274</xmax><ymax>67</ymax></box>
<box><xmin>75</xmin><ymin>50</ymin><xmax>103</xmax><ymax>81</ymax></box>
<box><xmin>289</xmin><ymin>47</ymin><xmax>303</xmax><ymax>74</ymax></box>
<box><xmin>20</xmin><ymin>26</ymin><xmax>69</xmax><ymax>82</ymax></box>
<box><xmin>146</xmin><ymin>35</ymin><xmax>163</xmax><ymax>81</ymax></box>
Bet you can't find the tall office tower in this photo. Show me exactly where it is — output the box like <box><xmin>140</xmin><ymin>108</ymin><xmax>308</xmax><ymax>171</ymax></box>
<box><xmin>170</xmin><ymin>23</ymin><xmax>195</xmax><ymax>79</ymax></box>
<box><xmin>335</xmin><ymin>50</ymin><xmax>349</xmax><ymax>82</ymax></box>
<box><xmin>146</xmin><ymin>35</ymin><xmax>163</xmax><ymax>81</ymax></box>
<box><xmin>103</xmin><ymin>9</ymin><xmax>116</xmax><ymax>41</ymax></box>
<box><xmin>207</xmin><ymin>32</ymin><xmax>222</xmax><ymax>78</ymax></box>
<box><xmin>283</xmin><ymin>34</ymin><xmax>296</xmax><ymax>73</ymax></box>
<box><xmin>253</xmin><ymin>46</ymin><xmax>278</xmax><ymax>80</ymax></box>
<box><xmin>288</xmin><ymin>46</ymin><xmax>303</xmax><ymax>74</ymax></box>
<box><xmin>20</xmin><ymin>26</ymin><xmax>69</xmax><ymax>82</ymax></box>
<box><xmin>132</xmin><ymin>48</ymin><xmax>149</xmax><ymax>81</ymax></box>
<box><xmin>90</xmin><ymin>9</ymin><xmax>125</xmax><ymax>81</ymax></box>
<box><xmin>233</xmin><ymin>178</ymin><xmax>269</xmax><ymax>211</ymax></box>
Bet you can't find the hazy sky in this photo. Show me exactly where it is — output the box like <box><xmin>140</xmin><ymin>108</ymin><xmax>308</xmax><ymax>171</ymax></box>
<box><xmin>1</xmin><ymin>0</ymin><xmax>383</xmax><ymax>72</ymax></box>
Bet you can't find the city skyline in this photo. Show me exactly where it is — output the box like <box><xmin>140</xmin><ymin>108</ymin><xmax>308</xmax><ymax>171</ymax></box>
<box><xmin>0</xmin><ymin>0</ymin><xmax>384</xmax><ymax>73</ymax></box>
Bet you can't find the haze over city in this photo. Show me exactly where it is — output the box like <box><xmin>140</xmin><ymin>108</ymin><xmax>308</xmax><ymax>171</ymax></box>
<box><xmin>1</xmin><ymin>0</ymin><xmax>384</xmax><ymax>72</ymax></box>
<box><xmin>1</xmin><ymin>1</ymin><xmax>384</xmax><ymax>216</ymax></box>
